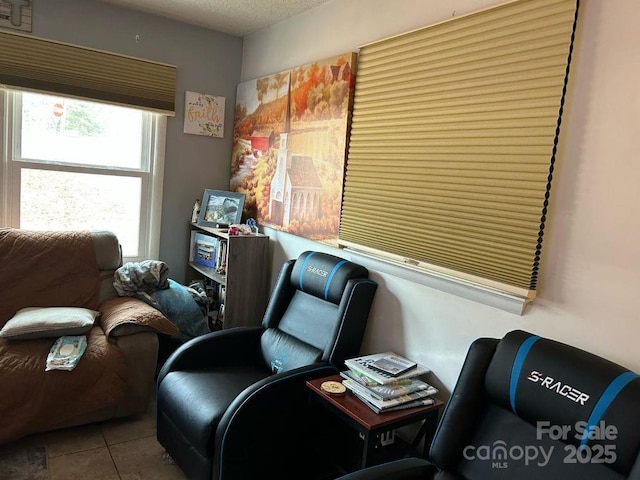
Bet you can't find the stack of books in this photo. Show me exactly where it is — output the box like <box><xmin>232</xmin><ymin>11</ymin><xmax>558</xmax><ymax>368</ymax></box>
<box><xmin>341</xmin><ymin>352</ymin><xmax>437</xmax><ymax>414</ymax></box>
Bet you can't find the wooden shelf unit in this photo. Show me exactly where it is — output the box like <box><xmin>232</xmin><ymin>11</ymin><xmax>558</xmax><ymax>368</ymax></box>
<box><xmin>188</xmin><ymin>223</ymin><xmax>269</xmax><ymax>329</ymax></box>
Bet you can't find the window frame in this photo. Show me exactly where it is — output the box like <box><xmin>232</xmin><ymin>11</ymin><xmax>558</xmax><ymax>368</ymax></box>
<box><xmin>0</xmin><ymin>89</ymin><xmax>166</xmax><ymax>262</ymax></box>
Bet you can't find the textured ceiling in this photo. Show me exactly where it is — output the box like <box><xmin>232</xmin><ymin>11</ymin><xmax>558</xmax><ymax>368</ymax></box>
<box><xmin>99</xmin><ymin>0</ymin><xmax>332</xmax><ymax>36</ymax></box>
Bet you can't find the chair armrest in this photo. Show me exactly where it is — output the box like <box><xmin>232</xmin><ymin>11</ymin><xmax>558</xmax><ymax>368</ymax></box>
<box><xmin>429</xmin><ymin>337</ymin><xmax>499</xmax><ymax>469</ymax></box>
<box><xmin>157</xmin><ymin>326</ymin><xmax>265</xmax><ymax>383</ymax></box>
<box><xmin>213</xmin><ymin>363</ymin><xmax>339</xmax><ymax>479</ymax></box>
<box><xmin>335</xmin><ymin>458</ymin><xmax>436</xmax><ymax>480</ymax></box>
<box><xmin>99</xmin><ymin>297</ymin><xmax>178</xmax><ymax>337</ymax></box>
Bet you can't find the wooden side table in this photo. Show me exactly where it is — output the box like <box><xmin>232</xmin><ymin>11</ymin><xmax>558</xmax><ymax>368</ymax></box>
<box><xmin>306</xmin><ymin>374</ymin><xmax>444</xmax><ymax>470</ymax></box>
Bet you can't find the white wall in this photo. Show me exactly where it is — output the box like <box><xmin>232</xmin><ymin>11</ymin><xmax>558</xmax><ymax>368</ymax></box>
<box><xmin>243</xmin><ymin>0</ymin><xmax>640</xmax><ymax>394</ymax></box>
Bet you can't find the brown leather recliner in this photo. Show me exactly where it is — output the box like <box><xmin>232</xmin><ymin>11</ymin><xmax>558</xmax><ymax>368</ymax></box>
<box><xmin>0</xmin><ymin>229</ymin><xmax>178</xmax><ymax>445</ymax></box>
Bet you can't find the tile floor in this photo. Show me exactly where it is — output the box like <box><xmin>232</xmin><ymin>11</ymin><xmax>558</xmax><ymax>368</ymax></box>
<box><xmin>2</xmin><ymin>390</ymin><xmax>352</xmax><ymax>480</ymax></box>
<box><xmin>3</xmin><ymin>393</ymin><xmax>186</xmax><ymax>480</ymax></box>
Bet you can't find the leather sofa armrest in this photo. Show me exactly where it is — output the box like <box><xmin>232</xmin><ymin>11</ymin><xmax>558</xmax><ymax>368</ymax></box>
<box><xmin>335</xmin><ymin>458</ymin><xmax>436</xmax><ymax>480</ymax></box>
<box><xmin>99</xmin><ymin>297</ymin><xmax>178</xmax><ymax>338</ymax></box>
<box><xmin>157</xmin><ymin>326</ymin><xmax>266</xmax><ymax>383</ymax></box>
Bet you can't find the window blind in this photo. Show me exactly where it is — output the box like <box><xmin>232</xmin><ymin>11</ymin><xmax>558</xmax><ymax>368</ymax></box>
<box><xmin>339</xmin><ymin>0</ymin><xmax>578</xmax><ymax>298</ymax></box>
<box><xmin>0</xmin><ymin>31</ymin><xmax>176</xmax><ymax>115</ymax></box>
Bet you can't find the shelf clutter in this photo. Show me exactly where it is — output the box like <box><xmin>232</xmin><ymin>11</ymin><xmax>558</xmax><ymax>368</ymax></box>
<box><xmin>191</xmin><ymin>231</ymin><xmax>227</xmax><ymax>273</ymax></box>
<box><xmin>187</xmin><ymin>222</ymin><xmax>269</xmax><ymax>331</ymax></box>
<box><xmin>341</xmin><ymin>352</ymin><xmax>437</xmax><ymax>414</ymax></box>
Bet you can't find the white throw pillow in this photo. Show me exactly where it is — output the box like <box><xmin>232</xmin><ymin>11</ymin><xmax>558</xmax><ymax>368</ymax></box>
<box><xmin>0</xmin><ymin>307</ymin><xmax>99</xmax><ymax>340</ymax></box>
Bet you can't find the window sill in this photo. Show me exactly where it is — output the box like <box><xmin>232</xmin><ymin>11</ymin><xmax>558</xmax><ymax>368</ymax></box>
<box><xmin>342</xmin><ymin>247</ymin><xmax>533</xmax><ymax>316</ymax></box>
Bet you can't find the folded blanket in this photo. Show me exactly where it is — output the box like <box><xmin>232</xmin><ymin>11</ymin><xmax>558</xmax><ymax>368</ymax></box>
<box><xmin>99</xmin><ymin>297</ymin><xmax>179</xmax><ymax>337</ymax></box>
<box><xmin>113</xmin><ymin>260</ymin><xmax>169</xmax><ymax>296</ymax></box>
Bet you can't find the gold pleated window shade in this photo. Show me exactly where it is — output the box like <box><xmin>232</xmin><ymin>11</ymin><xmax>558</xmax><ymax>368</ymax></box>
<box><xmin>339</xmin><ymin>0</ymin><xmax>578</xmax><ymax>297</ymax></box>
<box><xmin>0</xmin><ymin>31</ymin><xmax>176</xmax><ymax>115</ymax></box>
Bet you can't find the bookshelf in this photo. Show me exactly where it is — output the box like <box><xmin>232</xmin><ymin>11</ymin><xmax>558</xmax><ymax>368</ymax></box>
<box><xmin>188</xmin><ymin>222</ymin><xmax>269</xmax><ymax>330</ymax></box>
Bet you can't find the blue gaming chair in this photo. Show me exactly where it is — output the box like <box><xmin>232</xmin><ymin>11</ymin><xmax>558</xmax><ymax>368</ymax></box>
<box><xmin>156</xmin><ymin>251</ymin><xmax>378</xmax><ymax>479</ymax></box>
<box><xmin>337</xmin><ymin>330</ymin><xmax>640</xmax><ymax>479</ymax></box>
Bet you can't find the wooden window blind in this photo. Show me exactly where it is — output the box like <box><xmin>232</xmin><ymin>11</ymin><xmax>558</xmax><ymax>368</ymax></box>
<box><xmin>339</xmin><ymin>0</ymin><xmax>579</xmax><ymax>299</ymax></box>
<box><xmin>0</xmin><ymin>31</ymin><xmax>176</xmax><ymax>115</ymax></box>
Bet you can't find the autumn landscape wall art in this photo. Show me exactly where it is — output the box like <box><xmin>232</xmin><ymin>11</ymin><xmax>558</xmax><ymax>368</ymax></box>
<box><xmin>230</xmin><ymin>52</ymin><xmax>357</xmax><ymax>245</ymax></box>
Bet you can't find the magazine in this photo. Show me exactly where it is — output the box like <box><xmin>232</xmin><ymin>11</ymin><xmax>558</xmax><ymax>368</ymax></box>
<box><xmin>344</xmin><ymin>380</ymin><xmax>436</xmax><ymax>413</ymax></box>
<box><xmin>340</xmin><ymin>370</ymin><xmax>436</xmax><ymax>402</ymax></box>
<box><xmin>342</xmin><ymin>368</ymin><xmax>380</xmax><ymax>386</ymax></box>
<box><xmin>369</xmin><ymin>354</ymin><xmax>417</xmax><ymax>377</ymax></box>
<box><xmin>364</xmin><ymin>396</ymin><xmax>436</xmax><ymax>414</ymax></box>
<box><xmin>345</xmin><ymin>351</ymin><xmax>430</xmax><ymax>385</ymax></box>
<box><xmin>342</xmin><ymin>379</ymin><xmax>434</xmax><ymax>410</ymax></box>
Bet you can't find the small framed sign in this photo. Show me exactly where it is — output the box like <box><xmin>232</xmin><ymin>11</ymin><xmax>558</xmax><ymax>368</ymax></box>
<box><xmin>184</xmin><ymin>91</ymin><xmax>225</xmax><ymax>137</ymax></box>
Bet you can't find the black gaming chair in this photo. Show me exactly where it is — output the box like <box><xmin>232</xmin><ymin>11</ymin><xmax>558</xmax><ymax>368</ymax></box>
<box><xmin>156</xmin><ymin>250</ymin><xmax>378</xmax><ymax>480</ymax></box>
<box><xmin>337</xmin><ymin>330</ymin><xmax>640</xmax><ymax>479</ymax></box>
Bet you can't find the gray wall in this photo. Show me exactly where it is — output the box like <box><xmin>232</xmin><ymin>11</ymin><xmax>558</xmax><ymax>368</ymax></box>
<box><xmin>33</xmin><ymin>0</ymin><xmax>243</xmax><ymax>282</ymax></box>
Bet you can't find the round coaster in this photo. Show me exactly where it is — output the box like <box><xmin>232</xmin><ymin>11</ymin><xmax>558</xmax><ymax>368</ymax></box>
<box><xmin>320</xmin><ymin>381</ymin><xmax>347</xmax><ymax>395</ymax></box>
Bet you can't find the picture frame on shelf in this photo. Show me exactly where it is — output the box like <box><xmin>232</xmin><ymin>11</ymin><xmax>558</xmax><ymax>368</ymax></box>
<box><xmin>191</xmin><ymin>231</ymin><xmax>217</xmax><ymax>268</ymax></box>
<box><xmin>197</xmin><ymin>189</ymin><xmax>245</xmax><ymax>228</ymax></box>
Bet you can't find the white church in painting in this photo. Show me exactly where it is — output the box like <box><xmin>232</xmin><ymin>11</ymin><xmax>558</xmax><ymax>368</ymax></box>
<box><xmin>268</xmin><ymin>133</ymin><xmax>323</xmax><ymax>227</ymax></box>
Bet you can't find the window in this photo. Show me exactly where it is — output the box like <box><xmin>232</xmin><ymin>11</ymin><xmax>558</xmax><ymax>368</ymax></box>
<box><xmin>339</xmin><ymin>0</ymin><xmax>578</xmax><ymax>311</ymax></box>
<box><xmin>1</xmin><ymin>90</ymin><xmax>166</xmax><ymax>261</ymax></box>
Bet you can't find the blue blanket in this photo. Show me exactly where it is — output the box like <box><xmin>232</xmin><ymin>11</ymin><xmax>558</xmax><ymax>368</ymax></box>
<box><xmin>135</xmin><ymin>279</ymin><xmax>209</xmax><ymax>338</ymax></box>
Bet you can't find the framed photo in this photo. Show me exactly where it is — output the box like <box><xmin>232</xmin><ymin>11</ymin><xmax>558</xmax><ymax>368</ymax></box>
<box><xmin>197</xmin><ymin>190</ymin><xmax>245</xmax><ymax>228</ymax></box>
